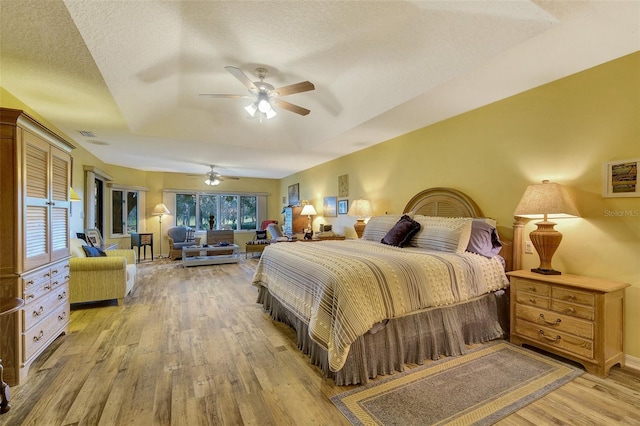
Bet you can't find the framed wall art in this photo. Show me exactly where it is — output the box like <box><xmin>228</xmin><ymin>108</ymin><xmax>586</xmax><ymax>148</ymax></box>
<box><xmin>603</xmin><ymin>158</ymin><xmax>639</xmax><ymax>197</ymax></box>
<box><xmin>288</xmin><ymin>183</ymin><xmax>300</xmax><ymax>206</ymax></box>
<box><xmin>338</xmin><ymin>199</ymin><xmax>348</xmax><ymax>215</ymax></box>
<box><xmin>338</xmin><ymin>174</ymin><xmax>349</xmax><ymax>197</ymax></box>
<box><xmin>323</xmin><ymin>196</ymin><xmax>337</xmax><ymax>217</ymax></box>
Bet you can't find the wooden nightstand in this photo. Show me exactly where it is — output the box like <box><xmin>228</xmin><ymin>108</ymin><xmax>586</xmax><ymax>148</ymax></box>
<box><xmin>508</xmin><ymin>270</ymin><xmax>630</xmax><ymax>377</ymax></box>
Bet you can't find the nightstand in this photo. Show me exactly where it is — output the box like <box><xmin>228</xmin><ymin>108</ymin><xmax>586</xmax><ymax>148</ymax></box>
<box><xmin>508</xmin><ymin>270</ymin><xmax>629</xmax><ymax>377</ymax></box>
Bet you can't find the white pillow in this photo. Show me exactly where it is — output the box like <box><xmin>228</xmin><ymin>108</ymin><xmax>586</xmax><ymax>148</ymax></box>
<box><xmin>410</xmin><ymin>216</ymin><xmax>473</xmax><ymax>253</ymax></box>
<box><xmin>361</xmin><ymin>215</ymin><xmax>406</xmax><ymax>242</ymax></box>
<box><xmin>70</xmin><ymin>238</ymin><xmax>87</xmax><ymax>258</ymax></box>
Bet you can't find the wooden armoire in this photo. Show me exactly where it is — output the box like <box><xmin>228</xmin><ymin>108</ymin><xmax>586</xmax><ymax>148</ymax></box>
<box><xmin>0</xmin><ymin>108</ymin><xmax>74</xmax><ymax>385</ymax></box>
<box><xmin>282</xmin><ymin>206</ymin><xmax>306</xmax><ymax>235</ymax></box>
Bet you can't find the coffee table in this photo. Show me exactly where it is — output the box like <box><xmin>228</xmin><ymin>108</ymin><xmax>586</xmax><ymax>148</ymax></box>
<box><xmin>182</xmin><ymin>244</ymin><xmax>240</xmax><ymax>267</ymax></box>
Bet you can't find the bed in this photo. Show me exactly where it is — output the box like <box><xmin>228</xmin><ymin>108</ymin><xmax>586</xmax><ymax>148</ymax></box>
<box><xmin>252</xmin><ymin>188</ymin><xmax>519</xmax><ymax>385</ymax></box>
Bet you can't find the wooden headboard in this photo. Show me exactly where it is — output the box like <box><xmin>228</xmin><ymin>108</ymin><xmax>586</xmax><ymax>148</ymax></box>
<box><xmin>402</xmin><ymin>187</ymin><xmax>518</xmax><ymax>271</ymax></box>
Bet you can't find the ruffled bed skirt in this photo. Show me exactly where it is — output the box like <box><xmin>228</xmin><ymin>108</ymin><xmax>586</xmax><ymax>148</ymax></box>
<box><xmin>256</xmin><ymin>286</ymin><xmax>509</xmax><ymax>385</ymax></box>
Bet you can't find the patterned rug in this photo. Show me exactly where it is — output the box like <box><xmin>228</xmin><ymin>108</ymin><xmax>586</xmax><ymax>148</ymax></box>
<box><xmin>331</xmin><ymin>341</ymin><xmax>583</xmax><ymax>426</ymax></box>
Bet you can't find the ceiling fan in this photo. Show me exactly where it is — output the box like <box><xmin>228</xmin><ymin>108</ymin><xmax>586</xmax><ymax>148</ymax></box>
<box><xmin>199</xmin><ymin>66</ymin><xmax>315</xmax><ymax>119</ymax></box>
<box><xmin>203</xmin><ymin>165</ymin><xmax>239</xmax><ymax>186</ymax></box>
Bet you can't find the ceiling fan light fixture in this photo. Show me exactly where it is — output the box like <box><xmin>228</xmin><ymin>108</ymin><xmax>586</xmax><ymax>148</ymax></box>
<box><xmin>265</xmin><ymin>108</ymin><xmax>277</xmax><ymax>119</ymax></box>
<box><xmin>205</xmin><ymin>176</ymin><xmax>221</xmax><ymax>186</ymax></box>
<box><xmin>257</xmin><ymin>96</ymin><xmax>272</xmax><ymax>114</ymax></box>
<box><xmin>244</xmin><ymin>102</ymin><xmax>257</xmax><ymax>117</ymax></box>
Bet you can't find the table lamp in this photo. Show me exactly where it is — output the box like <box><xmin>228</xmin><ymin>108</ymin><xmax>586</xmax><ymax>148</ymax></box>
<box><xmin>348</xmin><ymin>198</ymin><xmax>373</xmax><ymax>238</ymax></box>
<box><xmin>514</xmin><ymin>180</ymin><xmax>580</xmax><ymax>275</ymax></box>
<box><xmin>300</xmin><ymin>204</ymin><xmax>317</xmax><ymax>234</ymax></box>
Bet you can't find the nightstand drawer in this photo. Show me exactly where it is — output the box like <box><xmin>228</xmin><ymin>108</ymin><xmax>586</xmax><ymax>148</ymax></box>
<box><xmin>514</xmin><ymin>321</ymin><xmax>593</xmax><ymax>359</ymax></box>
<box><xmin>515</xmin><ymin>304</ymin><xmax>593</xmax><ymax>340</ymax></box>
<box><xmin>551</xmin><ymin>300</ymin><xmax>594</xmax><ymax>321</ymax></box>
<box><xmin>515</xmin><ymin>291</ymin><xmax>550</xmax><ymax>309</ymax></box>
<box><xmin>514</xmin><ymin>279</ymin><xmax>550</xmax><ymax>297</ymax></box>
<box><xmin>552</xmin><ymin>287</ymin><xmax>594</xmax><ymax>307</ymax></box>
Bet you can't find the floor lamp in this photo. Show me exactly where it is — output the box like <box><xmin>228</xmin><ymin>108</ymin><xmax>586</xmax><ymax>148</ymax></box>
<box><xmin>152</xmin><ymin>203</ymin><xmax>170</xmax><ymax>258</ymax></box>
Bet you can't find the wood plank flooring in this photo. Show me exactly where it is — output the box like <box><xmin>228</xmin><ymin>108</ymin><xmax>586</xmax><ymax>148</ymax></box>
<box><xmin>3</xmin><ymin>258</ymin><xmax>639</xmax><ymax>425</ymax></box>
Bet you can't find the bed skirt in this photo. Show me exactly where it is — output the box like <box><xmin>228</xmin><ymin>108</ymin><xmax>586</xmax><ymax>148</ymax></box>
<box><xmin>256</xmin><ymin>286</ymin><xmax>509</xmax><ymax>385</ymax></box>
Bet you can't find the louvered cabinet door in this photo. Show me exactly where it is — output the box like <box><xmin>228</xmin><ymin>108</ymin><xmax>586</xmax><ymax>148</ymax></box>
<box><xmin>23</xmin><ymin>131</ymin><xmax>50</xmax><ymax>271</ymax></box>
<box><xmin>22</xmin><ymin>131</ymin><xmax>71</xmax><ymax>270</ymax></box>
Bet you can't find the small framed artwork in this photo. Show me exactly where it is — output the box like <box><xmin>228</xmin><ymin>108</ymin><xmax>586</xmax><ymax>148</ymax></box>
<box><xmin>338</xmin><ymin>174</ymin><xmax>349</xmax><ymax>197</ymax></box>
<box><xmin>338</xmin><ymin>199</ymin><xmax>348</xmax><ymax>215</ymax></box>
<box><xmin>603</xmin><ymin>158</ymin><xmax>639</xmax><ymax>197</ymax></box>
<box><xmin>323</xmin><ymin>196</ymin><xmax>337</xmax><ymax>217</ymax></box>
<box><xmin>288</xmin><ymin>183</ymin><xmax>300</xmax><ymax>206</ymax></box>
<box><xmin>84</xmin><ymin>229</ymin><xmax>104</xmax><ymax>248</ymax></box>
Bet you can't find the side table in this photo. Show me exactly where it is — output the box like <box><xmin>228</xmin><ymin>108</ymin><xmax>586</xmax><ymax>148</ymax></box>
<box><xmin>130</xmin><ymin>232</ymin><xmax>154</xmax><ymax>263</ymax></box>
<box><xmin>0</xmin><ymin>298</ymin><xmax>24</xmax><ymax>414</ymax></box>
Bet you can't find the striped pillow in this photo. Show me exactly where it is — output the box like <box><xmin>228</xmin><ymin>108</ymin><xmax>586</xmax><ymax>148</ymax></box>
<box><xmin>361</xmin><ymin>215</ymin><xmax>406</xmax><ymax>242</ymax></box>
<box><xmin>410</xmin><ymin>216</ymin><xmax>473</xmax><ymax>253</ymax></box>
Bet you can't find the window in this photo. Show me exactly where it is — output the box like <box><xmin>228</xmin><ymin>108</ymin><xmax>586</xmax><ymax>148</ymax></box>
<box><xmin>175</xmin><ymin>193</ymin><xmax>260</xmax><ymax>231</ymax></box>
<box><xmin>111</xmin><ymin>188</ymin><xmax>139</xmax><ymax>236</ymax></box>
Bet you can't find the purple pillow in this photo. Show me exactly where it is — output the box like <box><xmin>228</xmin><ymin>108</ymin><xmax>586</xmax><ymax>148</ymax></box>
<box><xmin>466</xmin><ymin>219</ymin><xmax>502</xmax><ymax>257</ymax></box>
<box><xmin>381</xmin><ymin>215</ymin><xmax>421</xmax><ymax>247</ymax></box>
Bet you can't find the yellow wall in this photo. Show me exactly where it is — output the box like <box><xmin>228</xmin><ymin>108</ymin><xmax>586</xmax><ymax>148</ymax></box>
<box><xmin>2</xmin><ymin>52</ymin><xmax>638</xmax><ymax>357</ymax></box>
<box><xmin>281</xmin><ymin>51</ymin><xmax>640</xmax><ymax>358</ymax></box>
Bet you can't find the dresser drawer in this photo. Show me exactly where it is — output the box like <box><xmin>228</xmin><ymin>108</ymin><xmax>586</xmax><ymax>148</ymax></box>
<box><xmin>515</xmin><ymin>303</ymin><xmax>593</xmax><ymax>340</ymax></box>
<box><xmin>22</xmin><ymin>303</ymin><xmax>70</xmax><ymax>361</ymax></box>
<box><xmin>515</xmin><ymin>291</ymin><xmax>550</xmax><ymax>309</ymax></box>
<box><xmin>22</xmin><ymin>267</ymin><xmax>53</xmax><ymax>304</ymax></box>
<box><xmin>514</xmin><ymin>320</ymin><xmax>594</xmax><ymax>360</ymax></box>
<box><xmin>552</xmin><ymin>287</ymin><xmax>595</xmax><ymax>307</ymax></box>
<box><xmin>514</xmin><ymin>279</ymin><xmax>551</xmax><ymax>297</ymax></box>
<box><xmin>551</xmin><ymin>300</ymin><xmax>594</xmax><ymax>321</ymax></box>
<box><xmin>50</xmin><ymin>260</ymin><xmax>70</xmax><ymax>290</ymax></box>
<box><xmin>22</xmin><ymin>283</ymin><xmax>69</xmax><ymax>331</ymax></box>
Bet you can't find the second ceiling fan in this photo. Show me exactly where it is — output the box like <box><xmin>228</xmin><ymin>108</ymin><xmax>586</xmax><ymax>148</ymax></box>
<box><xmin>200</xmin><ymin>66</ymin><xmax>315</xmax><ymax>119</ymax></box>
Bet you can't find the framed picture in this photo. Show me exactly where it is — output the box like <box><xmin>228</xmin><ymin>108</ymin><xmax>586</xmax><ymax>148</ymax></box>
<box><xmin>323</xmin><ymin>196</ymin><xmax>337</xmax><ymax>217</ymax></box>
<box><xmin>84</xmin><ymin>229</ymin><xmax>104</xmax><ymax>248</ymax></box>
<box><xmin>338</xmin><ymin>199</ymin><xmax>348</xmax><ymax>215</ymax></box>
<box><xmin>603</xmin><ymin>158</ymin><xmax>639</xmax><ymax>197</ymax></box>
<box><xmin>288</xmin><ymin>183</ymin><xmax>300</xmax><ymax>206</ymax></box>
<box><xmin>338</xmin><ymin>174</ymin><xmax>349</xmax><ymax>197</ymax></box>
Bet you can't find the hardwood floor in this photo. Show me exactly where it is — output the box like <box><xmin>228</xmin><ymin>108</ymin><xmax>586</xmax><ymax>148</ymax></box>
<box><xmin>3</xmin><ymin>258</ymin><xmax>639</xmax><ymax>425</ymax></box>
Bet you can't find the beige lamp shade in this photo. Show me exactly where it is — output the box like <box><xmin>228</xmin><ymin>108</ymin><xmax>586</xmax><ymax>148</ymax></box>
<box><xmin>152</xmin><ymin>203</ymin><xmax>170</xmax><ymax>217</ymax></box>
<box><xmin>301</xmin><ymin>204</ymin><xmax>317</xmax><ymax>232</ymax></box>
<box><xmin>348</xmin><ymin>199</ymin><xmax>373</xmax><ymax>238</ymax></box>
<box><xmin>514</xmin><ymin>180</ymin><xmax>579</xmax><ymax>275</ymax></box>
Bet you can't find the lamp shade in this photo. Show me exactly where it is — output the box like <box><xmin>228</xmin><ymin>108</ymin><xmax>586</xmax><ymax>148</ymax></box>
<box><xmin>152</xmin><ymin>203</ymin><xmax>170</xmax><ymax>216</ymax></box>
<box><xmin>514</xmin><ymin>180</ymin><xmax>580</xmax><ymax>219</ymax></box>
<box><xmin>69</xmin><ymin>187</ymin><xmax>81</xmax><ymax>201</ymax></box>
<box><xmin>300</xmin><ymin>204</ymin><xmax>317</xmax><ymax>216</ymax></box>
<box><xmin>348</xmin><ymin>199</ymin><xmax>373</xmax><ymax>218</ymax></box>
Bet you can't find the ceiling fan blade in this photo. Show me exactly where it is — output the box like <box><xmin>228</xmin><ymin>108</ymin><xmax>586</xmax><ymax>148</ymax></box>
<box><xmin>272</xmin><ymin>99</ymin><xmax>311</xmax><ymax>116</ymax></box>
<box><xmin>221</xmin><ymin>176</ymin><xmax>240</xmax><ymax>180</ymax></box>
<box><xmin>273</xmin><ymin>81</ymin><xmax>315</xmax><ymax>97</ymax></box>
<box><xmin>199</xmin><ymin>94</ymin><xmax>251</xmax><ymax>98</ymax></box>
<box><xmin>225</xmin><ymin>66</ymin><xmax>258</xmax><ymax>92</ymax></box>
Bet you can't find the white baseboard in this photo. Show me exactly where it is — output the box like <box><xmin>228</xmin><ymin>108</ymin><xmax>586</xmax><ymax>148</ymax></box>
<box><xmin>625</xmin><ymin>354</ymin><xmax>640</xmax><ymax>372</ymax></box>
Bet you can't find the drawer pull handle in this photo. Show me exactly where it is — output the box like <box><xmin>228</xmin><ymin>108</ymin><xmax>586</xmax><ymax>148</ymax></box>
<box><xmin>539</xmin><ymin>313</ymin><xmax>561</xmax><ymax>326</ymax></box>
<box><xmin>65</xmin><ymin>264</ymin><xmax>70</xmax><ymax>269</ymax></box>
<box><xmin>33</xmin><ymin>330</ymin><xmax>44</xmax><ymax>342</ymax></box>
<box><xmin>64</xmin><ymin>275</ymin><xmax>70</xmax><ymax>279</ymax></box>
<box><xmin>26</xmin><ymin>280</ymin><xmax>34</xmax><ymax>285</ymax></box>
<box><xmin>539</xmin><ymin>330</ymin><xmax>561</xmax><ymax>343</ymax></box>
<box><xmin>44</xmin><ymin>284</ymin><xmax>52</xmax><ymax>290</ymax></box>
<box><xmin>528</xmin><ymin>287</ymin><xmax>536</xmax><ymax>292</ymax></box>
<box><xmin>26</xmin><ymin>293</ymin><xmax>35</xmax><ymax>300</ymax></box>
<box><xmin>58</xmin><ymin>312</ymin><xmax>67</xmax><ymax>321</ymax></box>
<box><xmin>52</xmin><ymin>269</ymin><xmax>58</xmax><ymax>274</ymax></box>
<box><xmin>32</xmin><ymin>306</ymin><xmax>44</xmax><ymax>317</ymax></box>
<box><xmin>564</xmin><ymin>307</ymin><xmax>576</xmax><ymax>314</ymax></box>
<box><xmin>44</xmin><ymin>273</ymin><xmax>50</xmax><ymax>278</ymax></box>
<box><xmin>58</xmin><ymin>292</ymin><xmax>66</xmax><ymax>300</ymax></box>
<box><xmin>528</xmin><ymin>299</ymin><xmax>537</xmax><ymax>304</ymax></box>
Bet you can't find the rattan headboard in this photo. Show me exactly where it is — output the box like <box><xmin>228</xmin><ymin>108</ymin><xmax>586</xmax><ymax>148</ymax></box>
<box><xmin>403</xmin><ymin>187</ymin><xmax>483</xmax><ymax>217</ymax></box>
<box><xmin>402</xmin><ymin>187</ymin><xmax>517</xmax><ymax>271</ymax></box>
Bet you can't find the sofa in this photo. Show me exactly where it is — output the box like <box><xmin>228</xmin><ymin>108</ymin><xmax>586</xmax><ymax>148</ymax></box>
<box><xmin>167</xmin><ymin>226</ymin><xmax>201</xmax><ymax>260</ymax></box>
<box><xmin>69</xmin><ymin>238</ymin><xmax>137</xmax><ymax>305</ymax></box>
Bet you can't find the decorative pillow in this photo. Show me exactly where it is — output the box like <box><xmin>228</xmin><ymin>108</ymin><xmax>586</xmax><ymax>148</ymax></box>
<box><xmin>82</xmin><ymin>245</ymin><xmax>107</xmax><ymax>257</ymax></box>
<box><xmin>361</xmin><ymin>215</ymin><xmax>407</xmax><ymax>242</ymax></box>
<box><xmin>255</xmin><ymin>230</ymin><xmax>268</xmax><ymax>240</ymax></box>
<box><xmin>410</xmin><ymin>216</ymin><xmax>473</xmax><ymax>253</ymax></box>
<box><xmin>466</xmin><ymin>218</ymin><xmax>503</xmax><ymax>257</ymax></box>
<box><xmin>381</xmin><ymin>215</ymin><xmax>421</xmax><ymax>247</ymax></box>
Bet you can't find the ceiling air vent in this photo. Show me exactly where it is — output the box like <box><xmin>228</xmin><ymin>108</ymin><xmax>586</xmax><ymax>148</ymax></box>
<box><xmin>78</xmin><ymin>130</ymin><xmax>96</xmax><ymax>138</ymax></box>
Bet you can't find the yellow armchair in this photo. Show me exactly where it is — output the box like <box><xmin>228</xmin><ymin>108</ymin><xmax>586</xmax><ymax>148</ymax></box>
<box><xmin>69</xmin><ymin>239</ymin><xmax>137</xmax><ymax>305</ymax></box>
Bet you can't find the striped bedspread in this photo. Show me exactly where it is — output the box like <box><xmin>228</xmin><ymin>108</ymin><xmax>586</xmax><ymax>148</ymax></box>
<box><xmin>252</xmin><ymin>240</ymin><xmax>509</xmax><ymax>371</ymax></box>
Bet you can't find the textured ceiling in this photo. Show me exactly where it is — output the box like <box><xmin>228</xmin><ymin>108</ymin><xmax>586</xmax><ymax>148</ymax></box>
<box><xmin>1</xmin><ymin>1</ymin><xmax>638</xmax><ymax>179</ymax></box>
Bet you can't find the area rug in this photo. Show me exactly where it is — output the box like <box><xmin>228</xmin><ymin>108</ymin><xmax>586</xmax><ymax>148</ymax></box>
<box><xmin>330</xmin><ymin>341</ymin><xmax>583</xmax><ymax>425</ymax></box>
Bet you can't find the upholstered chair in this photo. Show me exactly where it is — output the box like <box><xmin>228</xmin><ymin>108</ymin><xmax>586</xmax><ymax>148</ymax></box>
<box><xmin>167</xmin><ymin>226</ymin><xmax>201</xmax><ymax>260</ymax></box>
